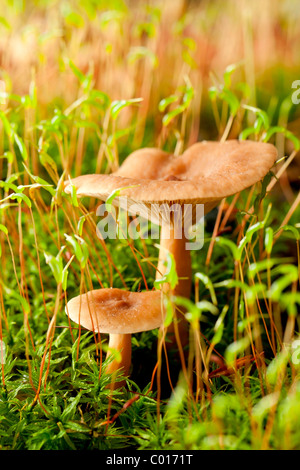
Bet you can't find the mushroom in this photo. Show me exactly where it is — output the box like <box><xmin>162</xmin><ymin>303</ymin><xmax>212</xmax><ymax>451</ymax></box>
<box><xmin>66</xmin><ymin>287</ymin><xmax>164</xmax><ymax>388</ymax></box>
<box><xmin>65</xmin><ymin>140</ymin><xmax>277</xmax><ymax>350</ymax></box>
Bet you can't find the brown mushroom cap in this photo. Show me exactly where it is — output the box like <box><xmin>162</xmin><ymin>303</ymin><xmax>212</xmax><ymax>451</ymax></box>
<box><xmin>66</xmin><ymin>288</ymin><xmax>164</xmax><ymax>334</ymax></box>
<box><xmin>65</xmin><ymin>140</ymin><xmax>277</xmax><ymax>226</ymax></box>
<box><xmin>65</xmin><ymin>140</ymin><xmax>277</xmax><ymax>205</ymax></box>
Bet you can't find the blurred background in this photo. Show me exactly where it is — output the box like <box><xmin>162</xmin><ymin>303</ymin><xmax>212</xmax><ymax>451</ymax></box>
<box><xmin>0</xmin><ymin>0</ymin><xmax>299</xmax><ymax>147</ymax></box>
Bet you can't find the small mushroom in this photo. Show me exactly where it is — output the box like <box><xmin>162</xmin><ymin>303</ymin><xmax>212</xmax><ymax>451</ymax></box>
<box><xmin>65</xmin><ymin>140</ymin><xmax>277</xmax><ymax>349</ymax></box>
<box><xmin>66</xmin><ymin>288</ymin><xmax>164</xmax><ymax>388</ymax></box>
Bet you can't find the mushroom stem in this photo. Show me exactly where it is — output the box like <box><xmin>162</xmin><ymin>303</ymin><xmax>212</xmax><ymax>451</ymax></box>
<box><xmin>156</xmin><ymin>222</ymin><xmax>191</xmax><ymax>350</ymax></box>
<box><xmin>105</xmin><ymin>333</ymin><xmax>132</xmax><ymax>389</ymax></box>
